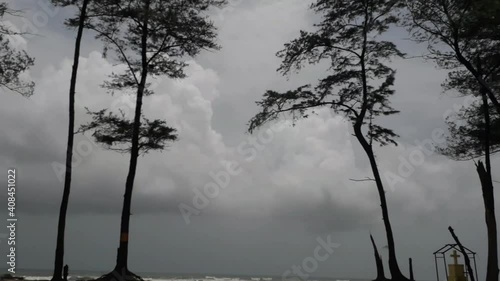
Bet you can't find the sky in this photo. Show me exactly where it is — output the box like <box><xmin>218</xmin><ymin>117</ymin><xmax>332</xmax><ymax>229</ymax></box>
<box><xmin>0</xmin><ymin>0</ymin><xmax>496</xmax><ymax>280</ymax></box>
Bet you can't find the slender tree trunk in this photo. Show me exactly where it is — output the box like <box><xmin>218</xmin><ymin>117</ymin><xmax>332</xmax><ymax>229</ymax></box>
<box><xmin>448</xmin><ymin>226</ymin><xmax>476</xmax><ymax>281</ymax></box>
<box><xmin>52</xmin><ymin>1</ymin><xmax>89</xmax><ymax>280</ymax></box>
<box><xmin>355</xmin><ymin>4</ymin><xmax>406</xmax><ymax>279</ymax></box>
<box><xmin>409</xmin><ymin>258</ymin><xmax>414</xmax><ymax>281</ymax></box>
<box><xmin>354</xmin><ymin>128</ymin><xmax>408</xmax><ymax>281</ymax></box>
<box><xmin>478</xmin><ymin>161</ymin><xmax>498</xmax><ymax>281</ymax></box>
<box><xmin>370</xmin><ymin>234</ymin><xmax>386</xmax><ymax>281</ymax></box>
<box><xmin>114</xmin><ymin>0</ymin><xmax>150</xmax><ymax>273</ymax></box>
<box><xmin>356</xmin><ymin>38</ymin><xmax>406</xmax><ymax>280</ymax></box>
<box><xmin>478</xmin><ymin>89</ymin><xmax>499</xmax><ymax>281</ymax></box>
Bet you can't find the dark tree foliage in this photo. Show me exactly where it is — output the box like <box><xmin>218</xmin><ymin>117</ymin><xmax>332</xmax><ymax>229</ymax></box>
<box><xmin>406</xmin><ymin>0</ymin><xmax>500</xmax><ymax>115</ymax></box>
<box><xmin>441</xmin><ymin>66</ymin><xmax>500</xmax><ymax>160</ymax></box>
<box><xmin>440</xmin><ymin>79</ymin><xmax>499</xmax><ymax>281</ymax></box>
<box><xmin>84</xmin><ymin>0</ymin><xmax>226</xmax><ymax>87</ymax></box>
<box><xmin>79</xmin><ymin>109</ymin><xmax>178</xmax><ymax>154</ymax></box>
<box><xmin>440</xmin><ymin>101</ymin><xmax>500</xmax><ymax>160</ymax></box>
<box><xmin>248</xmin><ymin>1</ymin><xmax>408</xmax><ymax>280</ymax></box>
<box><xmin>75</xmin><ymin>1</ymin><xmax>225</xmax><ymax>279</ymax></box>
<box><xmin>0</xmin><ymin>3</ymin><xmax>34</xmax><ymax>97</ymax></box>
<box><xmin>460</xmin><ymin>0</ymin><xmax>500</xmax><ymax>41</ymax></box>
<box><xmin>49</xmin><ymin>1</ymin><xmax>90</xmax><ymax>280</ymax></box>
<box><xmin>438</xmin><ymin>43</ymin><xmax>499</xmax><ymax>281</ymax></box>
<box><xmin>250</xmin><ymin>2</ymin><xmax>403</xmax><ymax>147</ymax></box>
<box><xmin>410</xmin><ymin>3</ymin><xmax>500</xmax><ymax>273</ymax></box>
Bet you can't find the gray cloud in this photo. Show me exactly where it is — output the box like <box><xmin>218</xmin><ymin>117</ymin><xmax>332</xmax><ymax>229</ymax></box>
<box><xmin>0</xmin><ymin>0</ymin><xmax>497</xmax><ymax>280</ymax></box>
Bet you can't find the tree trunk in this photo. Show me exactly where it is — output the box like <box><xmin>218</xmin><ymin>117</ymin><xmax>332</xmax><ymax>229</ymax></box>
<box><xmin>114</xmin><ymin>0</ymin><xmax>150</xmax><ymax>273</ymax></box>
<box><xmin>370</xmin><ymin>234</ymin><xmax>386</xmax><ymax>281</ymax></box>
<box><xmin>448</xmin><ymin>226</ymin><xmax>476</xmax><ymax>281</ymax></box>
<box><xmin>355</xmin><ymin>9</ymin><xmax>407</xmax><ymax>278</ymax></box>
<box><xmin>478</xmin><ymin>88</ymin><xmax>498</xmax><ymax>281</ymax></box>
<box><xmin>478</xmin><ymin>161</ymin><xmax>498</xmax><ymax>281</ymax></box>
<box><xmin>453</xmin><ymin>45</ymin><xmax>500</xmax><ymax>116</ymax></box>
<box><xmin>354</xmin><ymin>128</ymin><xmax>408</xmax><ymax>281</ymax></box>
<box><xmin>52</xmin><ymin>1</ymin><xmax>89</xmax><ymax>280</ymax></box>
<box><xmin>113</xmin><ymin>64</ymin><xmax>145</xmax><ymax>274</ymax></box>
<box><xmin>409</xmin><ymin>258</ymin><xmax>414</xmax><ymax>281</ymax></box>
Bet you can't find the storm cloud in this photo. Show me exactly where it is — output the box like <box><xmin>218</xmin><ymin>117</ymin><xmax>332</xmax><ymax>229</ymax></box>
<box><xmin>0</xmin><ymin>0</ymin><xmax>497</xmax><ymax>280</ymax></box>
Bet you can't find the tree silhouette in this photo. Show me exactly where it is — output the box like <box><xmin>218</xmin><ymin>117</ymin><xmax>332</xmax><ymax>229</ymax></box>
<box><xmin>406</xmin><ymin>0</ymin><xmax>500</xmax><ymax>115</ymax></box>
<box><xmin>79</xmin><ymin>0</ymin><xmax>226</xmax><ymax>279</ymax></box>
<box><xmin>79</xmin><ymin>109</ymin><xmax>178</xmax><ymax>154</ymax></box>
<box><xmin>248</xmin><ymin>1</ymin><xmax>408</xmax><ymax>280</ymax></box>
<box><xmin>0</xmin><ymin>3</ymin><xmax>34</xmax><ymax>97</ymax></box>
<box><xmin>49</xmin><ymin>1</ymin><xmax>90</xmax><ymax>280</ymax></box>
<box><xmin>439</xmin><ymin>66</ymin><xmax>499</xmax><ymax>281</ymax></box>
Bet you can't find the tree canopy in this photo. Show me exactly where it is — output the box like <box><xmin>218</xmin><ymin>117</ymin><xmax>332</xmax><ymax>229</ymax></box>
<box><xmin>0</xmin><ymin>3</ymin><xmax>35</xmax><ymax>97</ymax></box>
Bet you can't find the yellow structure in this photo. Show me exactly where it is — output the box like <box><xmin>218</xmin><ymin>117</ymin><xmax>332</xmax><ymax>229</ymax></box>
<box><xmin>448</xmin><ymin>250</ymin><xmax>468</xmax><ymax>281</ymax></box>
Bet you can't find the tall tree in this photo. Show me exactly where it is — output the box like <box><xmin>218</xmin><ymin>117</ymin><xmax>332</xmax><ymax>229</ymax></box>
<box><xmin>407</xmin><ymin>3</ymin><xmax>500</xmax><ymax>274</ymax></box>
<box><xmin>78</xmin><ymin>110</ymin><xmax>178</xmax><ymax>281</ymax></box>
<box><xmin>49</xmin><ymin>1</ymin><xmax>90</xmax><ymax>280</ymax></box>
<box><xmin>247</xmin><ymin>1</ymin><xmax>408</xmax><ymax>280</ymax></box>
<box><xmin>440</xmin><ymin>68</ymin><xmax>500</xmax><ymax>281</ymax></box>
<box><xmin>0</xmin><ymin>3</ymin><xmax>35</xmax><ymax>97</ymax></box>
<box><xmin>80</xmin><ymin>1</ymin><xmax>225</xmax><ymax>279</ymax></box>
<box><xmin>406</xmin><ymin>0</ymin><xmax>500</xmax><ymax>115</ymax></box>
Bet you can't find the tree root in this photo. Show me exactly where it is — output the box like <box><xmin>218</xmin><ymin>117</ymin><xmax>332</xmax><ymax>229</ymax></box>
<box><xmin>94</xmin><ymin>268</ymin><xmax>143</xmax><ymax>281</ymax></box>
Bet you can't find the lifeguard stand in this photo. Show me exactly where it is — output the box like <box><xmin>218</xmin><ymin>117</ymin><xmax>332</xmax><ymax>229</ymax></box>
<box><xmin>433</xmin><ymin>244</ymin><xmax>478</xmax><ymax>281</ymax></box>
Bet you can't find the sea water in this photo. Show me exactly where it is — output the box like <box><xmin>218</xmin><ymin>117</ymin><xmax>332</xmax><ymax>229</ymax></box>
<box><xmin>4</xmin><ymin>269</ymin><xmax>360</xmax><ymax>281</ymax></box>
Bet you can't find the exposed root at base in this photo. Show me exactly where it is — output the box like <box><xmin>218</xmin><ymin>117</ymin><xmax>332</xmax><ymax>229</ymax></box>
<box><xmin>94</xmin><ymin>269</ymin><xmax>143</xmax><ymax>281</ymax></box>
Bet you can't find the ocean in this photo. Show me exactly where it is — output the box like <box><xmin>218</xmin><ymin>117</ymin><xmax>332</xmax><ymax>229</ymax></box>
<box><xmin>3</xmin><ymin>269</ymin><xmax>359</xmax><ymax>281</ymax></box>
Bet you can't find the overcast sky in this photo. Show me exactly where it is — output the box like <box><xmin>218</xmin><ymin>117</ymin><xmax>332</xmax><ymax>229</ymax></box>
<box><xmin>0</xmin><ymin>0</ymin><xmax>496</xmax><ymax>280</ymax></box>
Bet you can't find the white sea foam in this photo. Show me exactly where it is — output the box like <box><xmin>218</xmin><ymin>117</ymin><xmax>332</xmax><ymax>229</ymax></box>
<box><xmin>20</xmin><ymin>276</ymin><xmax>52</xmax><ymax>281</ymax></box>
<box><xmin>143</xmin><ymin>279</ymin><xmax>184</xmax><ymax>281</ymax></box>
<box><xmin>18</xmin><ymin>275</ymin><xmax>281</xmax><ymax>281</ymax></box>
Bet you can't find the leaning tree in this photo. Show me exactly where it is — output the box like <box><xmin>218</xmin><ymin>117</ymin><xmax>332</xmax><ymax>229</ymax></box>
<box><xmin>409</xmin><ymin>1</ymin><xmax>500</xmax><ymax>278</ymax></box>
<box><xmin>48</xmin><ymin>1</ymin><xmax>92</xmax><ymax>280</ymax></box>
<box><xmin>406</xmin><ymin>0</ymin><xmax>500</xmax><ymax>115</ymax></box>
<box><xmin>247</xmin><ymin>0</ymin><xmax>408</xmax><ymax>280</ymax></box>
<box><xmin>79</xmin><ymin>0</ymin><xmax>226</xmax><ymax>280</ymax></box>
<box><xmin>439</xmin><ymin>66</ymin><xmax>500</xmax><ymax>281</ymax></box>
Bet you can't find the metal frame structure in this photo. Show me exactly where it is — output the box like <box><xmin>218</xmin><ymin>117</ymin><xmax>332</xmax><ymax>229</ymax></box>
<box><xmin>433</xmin><ymin>244</ymin><xmax>478</xmax><ymax>281</ymax></box>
